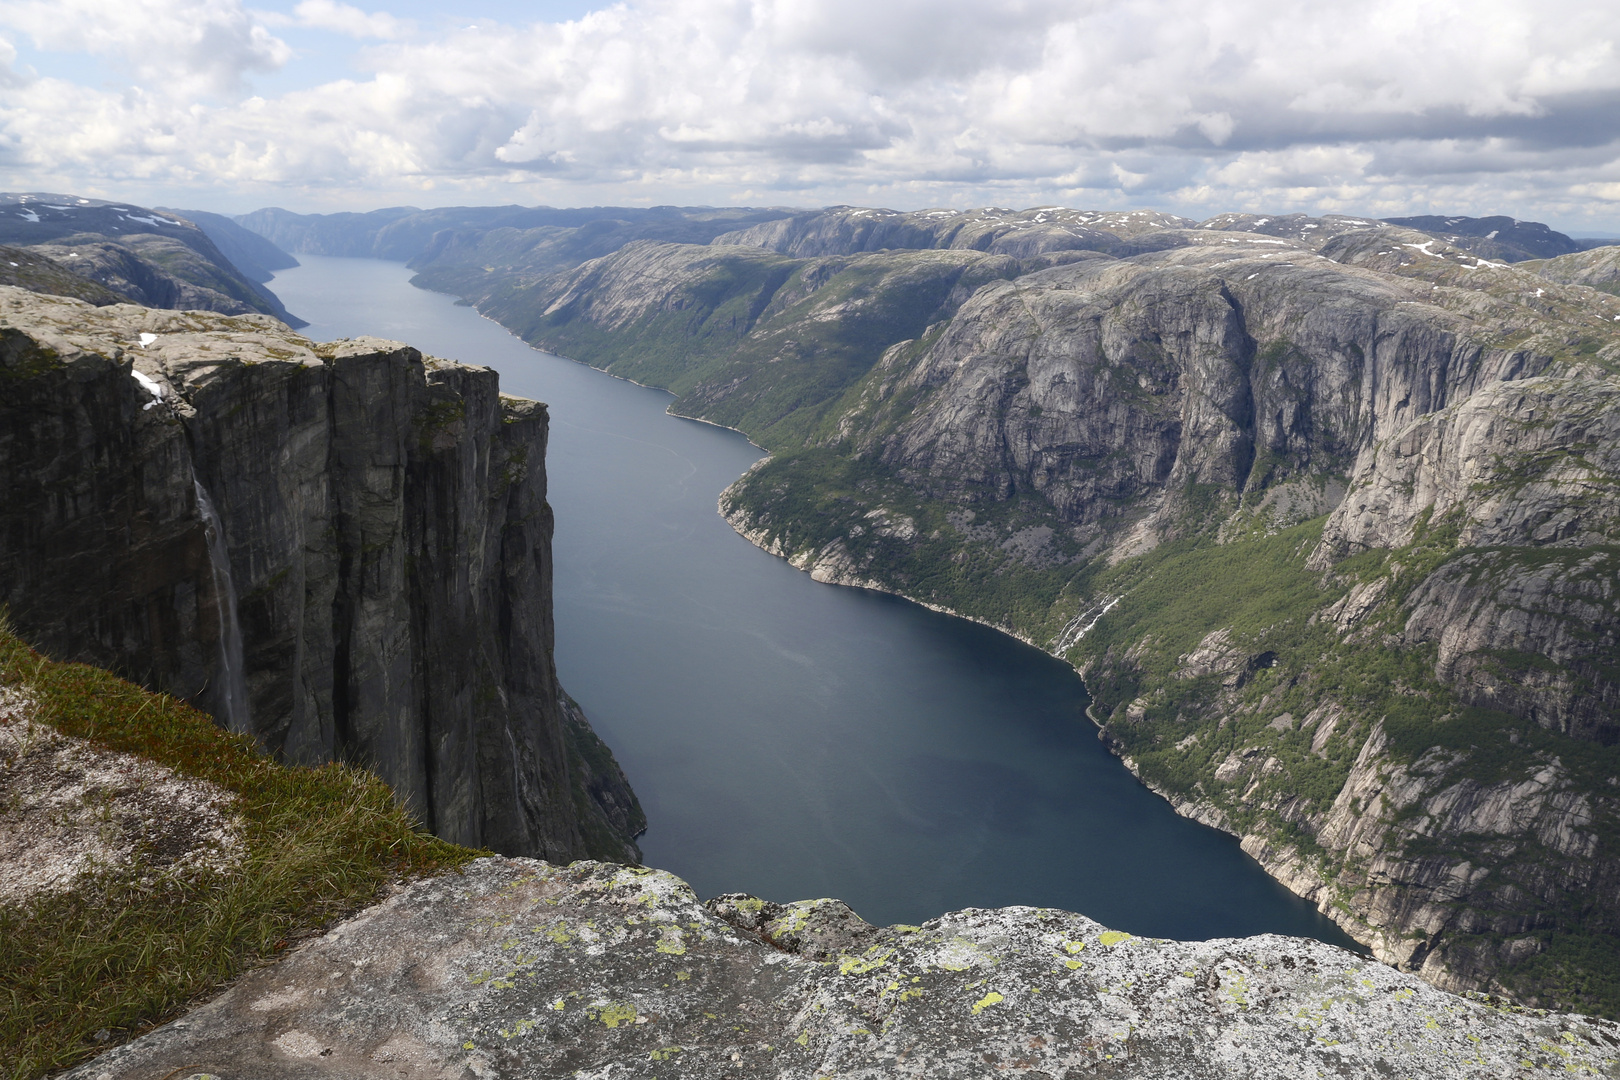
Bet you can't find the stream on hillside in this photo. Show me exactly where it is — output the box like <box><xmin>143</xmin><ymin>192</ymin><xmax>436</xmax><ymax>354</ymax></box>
<box><xmin>269</xmin><ymin>255</ymin><xmax>1358</xmax><ymax>947</ymax></box>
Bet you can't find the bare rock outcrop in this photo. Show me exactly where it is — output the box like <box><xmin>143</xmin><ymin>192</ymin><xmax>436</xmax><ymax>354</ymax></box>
<box><xmin>66</xmin><ymin>858</ymin><xmax>1620</xmax><ymax>1079</ymax></box>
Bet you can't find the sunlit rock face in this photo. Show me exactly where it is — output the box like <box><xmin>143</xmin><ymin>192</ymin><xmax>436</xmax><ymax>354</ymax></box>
<box><xmin>0</xmin><ymin>287</ymin><xmax>641</xmax><ymax>862</ymax></box>
<box><xmin>65</xmin><ymin>858</ymin><xmax>1620</xmax><ymax>1079</ymax></box>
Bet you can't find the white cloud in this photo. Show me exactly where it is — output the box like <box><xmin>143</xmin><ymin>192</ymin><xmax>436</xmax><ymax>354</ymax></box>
<box><xmin>0</xmin><ymin>0</ymin><xmax>1616</xmax><ymax>227</ymax></box>
<box><xmin>0</xmin><ymin>0</ymin><xmax>288</xmax><ymax>96</ymax></box>
<box><xmin>266</xmin><ymin>0</ymin><xmax>409</xmax><ymax>39</ymax></box>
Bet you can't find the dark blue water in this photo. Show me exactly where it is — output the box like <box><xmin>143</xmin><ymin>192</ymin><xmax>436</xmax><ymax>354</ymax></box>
<box><xmin>270</xmin><ymin>256</ymin><xmax>1358</xmax><ymax>948</ymax></box>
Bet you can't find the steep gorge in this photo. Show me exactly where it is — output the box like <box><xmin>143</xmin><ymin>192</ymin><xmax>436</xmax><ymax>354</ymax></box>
<box><xmin>0</xmin><ymin>287</ymin><xmax>642</xmax><ymax>863</ymax></box>
<box><xmin>414</xmin><ymin>207</ymin><xmax>1620</xmax><ymax>1012</ymax></box>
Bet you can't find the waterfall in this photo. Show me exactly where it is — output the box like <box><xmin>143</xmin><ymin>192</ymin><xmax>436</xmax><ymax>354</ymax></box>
<box><xmin>1051</xmin><ymin>594</ymin><xmax>1122</xmax><ymax>656</ymax></box>
<box><xmin>193</xmin><ymin>477</ymin><xmax>251</xmax><ymax>733</ymax></box>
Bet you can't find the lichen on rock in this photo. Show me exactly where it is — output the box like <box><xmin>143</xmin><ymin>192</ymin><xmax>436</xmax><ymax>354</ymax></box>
<box><xmin>67</xmin><ymin>858</ymin><xmax>1620</xmax><ymax>1078</ymax></box>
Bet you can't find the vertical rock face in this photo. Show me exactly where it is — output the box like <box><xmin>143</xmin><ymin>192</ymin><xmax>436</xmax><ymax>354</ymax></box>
<box><xmin>0</xmin><ymin>287</ymin><xmax>642</xmax><ymax>862</ymax></box>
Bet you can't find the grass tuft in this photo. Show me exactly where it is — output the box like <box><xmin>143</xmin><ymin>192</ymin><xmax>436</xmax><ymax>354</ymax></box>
<box><xmin>0</xmin><ymin>624</ymin><xmax>481</xmax><ymax>1079</ymax></box>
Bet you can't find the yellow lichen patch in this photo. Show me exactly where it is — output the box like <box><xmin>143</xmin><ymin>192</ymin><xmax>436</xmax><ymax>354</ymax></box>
<box><xmin>838</xmin><ymin>949</ymin><xmax>893</xmax><ymax>976</ymax></box>
<box><xmin>498</xmin><ymin>1019</ymin><xmax>537</xmax><ymax>1039</ymax></box>
<box><xmin>550</xmin><ymin>998</ymin><xmax>566</xmax><ymax>1011</ymax></box>
<box><xmin>972</xmin><ymin>991</ymin><xmax>1004</xmax><ymax>1014</ymax></box>
<box><xmin>656</xmin><ymin>928</ymin><xmax>687</xmax><ymax>955</ymax></box>
<box><xmin>676</xmin><ymin>970</ymin><xmax>691</xmax><ymax>981</ymax></box>
<box><xmin>597</xmin><ymin>1002</ymin><xmax>639</xmax><ymax>1028</ymax></box>
<box><xmin>1098</xmin><ymin>931</ymin><xmax>1133</xmax><ymax>947</ymax></box>
<box><xmin>796</xmin><ymin>1031</ymin><xmax>810</xmax><ymax>1046</ymax></box>
<box><xmin>1063</xmin><ymin>941</ymin><xmax>1086</xmax><ymax>954</ymax></box>
<box><xmin>649</xmin><ymin>1046</ymin><xmax>684</xmax><ymax>1062</ymax></box>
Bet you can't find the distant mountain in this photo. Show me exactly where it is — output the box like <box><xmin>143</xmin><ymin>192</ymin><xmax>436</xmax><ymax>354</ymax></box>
<box><xmin>159</xmin><ymin>208</ymin><xmax>299</xmax><ymax>283</ymax></box>
<box><xmin>234</xmin><ymin>205</ymin><xmax>423</xmax><ymax>258</ymax></box>
<box><xmin>232</xmin><ymin>205</ymin><xmax>797</xmax><ymax>289</ymax></box>
<box><xmin>1381</xmin><ymin>214</ymin><xmax>1581</xmax><ymax>261</ymax></box>
<box><xmin>0</xmin><ymin>243</ymin><xmax>130</xmax><ymax>305</ymax></box>
<box><xmin>0</xmin><ymin>194</ymin><xmax>305</xmax><ymax>327</ymax></box>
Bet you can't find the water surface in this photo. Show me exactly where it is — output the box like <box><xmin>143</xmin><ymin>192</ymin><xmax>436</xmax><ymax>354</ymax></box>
<box><xmin>271</xmin><ymin>256</ymin><xmax>1358</xmax><ymax>947</ymax></box>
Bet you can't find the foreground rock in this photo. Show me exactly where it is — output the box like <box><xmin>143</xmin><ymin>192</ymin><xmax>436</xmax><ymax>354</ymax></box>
<box><xmin>70</xmin><ymin>858</ymin><xmax>1620</xmax><ymax>1079</ymax></box>
<box><xmin>0</xmin><ymin>689</ymin><xmax>244</xmax><ymax>906</ymax></box>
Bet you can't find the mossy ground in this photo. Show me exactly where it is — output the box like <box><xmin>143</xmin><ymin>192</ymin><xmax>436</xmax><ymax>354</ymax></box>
<box><xmin>0</xmin><ymin>624</ymin><xmax>480</xmax><ymax>1080</ymax></box>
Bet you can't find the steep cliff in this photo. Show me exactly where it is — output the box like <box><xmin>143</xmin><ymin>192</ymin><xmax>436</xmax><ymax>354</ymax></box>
<box><xmin>722</xmin><ymin>232</ymin><xmax>1620</xmax><ymax>1009</ymax></box>
<box><xmin>0</xmin><ymin>286</ymin><xmax>642</xmax><ymax>862</ymax></box>
<box><xmin>433</xmin><ymin>211</ymin><xmax>1620</xmax><ymax>1013</ymax></box>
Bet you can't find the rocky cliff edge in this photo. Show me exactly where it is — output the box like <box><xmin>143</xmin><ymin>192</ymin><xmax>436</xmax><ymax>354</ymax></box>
<box><xmin>68</xmin><ymin>857</ymin><xmax>1620</xmax><ymax>1079</ymax></box>
<box><xmin>0</xmin><ymin>286</ymin><xmax>642</xmax><ymax>862</ymax></box>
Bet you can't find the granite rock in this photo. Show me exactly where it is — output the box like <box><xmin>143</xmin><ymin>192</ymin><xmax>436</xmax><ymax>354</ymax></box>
<box><xmin>65</xmin><ymin>857</ymin><xmax>1620</xmax><ymax>1080</ymax></box>
<box><xmin>0</xmin><ymin>287</ymin><xmax>641</xmax><ymax>861</ymax></box>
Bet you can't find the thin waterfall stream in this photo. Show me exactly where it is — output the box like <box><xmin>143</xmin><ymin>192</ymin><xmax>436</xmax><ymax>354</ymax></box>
<box><xmin>193</xmin><ymin>475</ymin><xmax>250</xmax><ymax>733</ymax></box>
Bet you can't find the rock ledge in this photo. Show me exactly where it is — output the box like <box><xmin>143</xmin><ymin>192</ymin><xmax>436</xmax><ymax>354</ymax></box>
<box><xmin>72</xmin><ymin>858</ymin><xmax>1620</xmax><ymax>1079</ymax></box>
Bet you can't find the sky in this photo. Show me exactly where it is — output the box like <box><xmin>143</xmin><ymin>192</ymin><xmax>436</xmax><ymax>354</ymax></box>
<box><xmin>1</xmin><ymin>0</ymin><xmax>1619</xmax><ymax>231</ymax></box>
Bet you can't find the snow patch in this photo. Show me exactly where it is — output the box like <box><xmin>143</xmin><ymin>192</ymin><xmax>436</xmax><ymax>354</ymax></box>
<box><xmin>130</xmin><ymin>366</ymin><xmax>164</xmax><ymax>411</ymax></box>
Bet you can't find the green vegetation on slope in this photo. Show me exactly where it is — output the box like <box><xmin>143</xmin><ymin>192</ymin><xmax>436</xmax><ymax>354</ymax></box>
<box><xmin>485</xmin><ymin>246</ymin><xmax>1026</xmax><ymax>451</ymax></box>
<box><xmin>722</xmin><ymin>449</ymin><xmax>1090</xmax><ymax>636</ymax></box>
<box><xmin>0</xmin><ymin>624</ymin><xmax>479</xmax><ymax>1079</ymax></box>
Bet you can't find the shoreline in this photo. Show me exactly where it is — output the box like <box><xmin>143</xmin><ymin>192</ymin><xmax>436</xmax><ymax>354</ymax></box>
<box><xmin>432</xmin><ymin>267</ymin><xmax>1385</xmax><ymax>967</ymax></box>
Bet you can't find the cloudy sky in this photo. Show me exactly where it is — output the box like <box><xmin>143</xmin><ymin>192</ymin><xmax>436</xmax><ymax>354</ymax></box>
<box><xmin>1</xmin><ymin>0</ymin><xmax>1618</xmax><ymax>230</ymax></box>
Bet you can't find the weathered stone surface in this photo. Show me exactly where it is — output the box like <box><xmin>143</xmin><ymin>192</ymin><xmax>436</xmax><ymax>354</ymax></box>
<box><xmin>0</xmin><ymin>688</ymin><xmax>244</xmax><ymax>906</ymax></box>
<box><xmin>66</xmin><ymin>858</ymin><xmax>1620</xmax><ymax>1079</ymax></box>
<box><xmin>1529</xmin><ymin>245</ymin><xmax>1620</xmax><ymax>292</ymax></box>
<box><xmin>0</xmin><ymin>287</ymin><xmax>641</xmax><ymax>861</ymax></box>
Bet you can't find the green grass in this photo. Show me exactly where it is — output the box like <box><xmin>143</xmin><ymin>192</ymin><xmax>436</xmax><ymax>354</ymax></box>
<box><xmin>0</xmin><ymin>624</ymin><xmax>480</xmax><ymax>1079</ymax></box>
